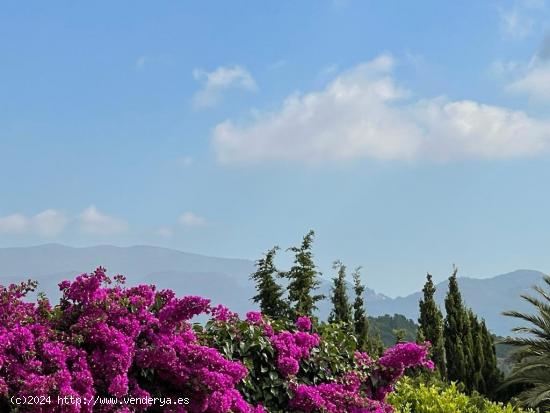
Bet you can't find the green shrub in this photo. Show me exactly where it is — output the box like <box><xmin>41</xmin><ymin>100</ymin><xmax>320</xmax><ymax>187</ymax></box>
<box><xmin>389</xmin><ymin>377</ymin><xmax>536</xmax><ymax>413</ymax></box>
<box><xmin>196</xmin><ymin>318</ymin><xmax>359</xmax><ymax>413</ymax></box>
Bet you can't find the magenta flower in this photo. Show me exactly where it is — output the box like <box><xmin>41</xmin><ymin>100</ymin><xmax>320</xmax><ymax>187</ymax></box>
<box><xmin>295</xmin><ymin>316</ymin><xmax>312</xmax><ymax>331</ymax></box>
<box><xmin>245</xmin><ymin>311</ymin><xmax>263</xmax><ymax>324</ymax></box>
<box><xmin>0</xmin><ymin>268</ymin><xmax>433</xmax><ymax>413</ymax></box>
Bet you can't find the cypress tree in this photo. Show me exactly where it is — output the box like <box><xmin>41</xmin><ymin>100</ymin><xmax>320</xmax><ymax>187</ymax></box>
<box><xmin>480</xmin><ymin>319</ymin><xmax>501</xmax><ymax>398</ymax></box>
<box><xmin>462</xmin><ymin>311</ymin><xmax>475</xmax><ymax>391</ymax></box>
<box><xmin>329</xmin><ymin>260</ymin><xmax>352</xmax><ymax>324</ymax></box>
<box><xmin>417</xmin><ymin>273</ymin><xmax>446</xmax><ymax>377</ymax></box>
<box><xmin>469</xmin><ymin>310</ymin><xmax>486</xmax><ymax>394</ymax></box>
<box><xmin>352</xmin><ymin>267</ymin><xmax>372</xmax><ymax>353</ymax></box>
<box><xmin>416</xmin><ymin>327</ymin><xmax>426</xmax><ymax>343</ymax></box>
<box><xmin>285</xmin><ymin>230</ymin><xmax>324</xmax><ymax>318</ymax></box>
<box><xmin>372</xmin><ymin>331</ymin><xmax>385</xmax><ymax>357</ymax></box>
<box><xmin>444</xmin><ymin>267</ymin><xmax>470</xmax><ymax>386</ymax></box>
<box><xmin>250</xmin><ymin>246</ymin><xmax>287</xmax><ymax>319</ymax></box>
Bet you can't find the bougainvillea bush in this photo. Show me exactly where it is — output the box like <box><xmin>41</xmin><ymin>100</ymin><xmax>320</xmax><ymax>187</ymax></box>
<box><xmin>196</xmin><ymin>314</ymin><xmax>433</xmax><ymax>413</ymax></box>
<box><xmin>0</xmin><ymin>268</ymin><xmax>433</xmax><ymax>412</ymax></box>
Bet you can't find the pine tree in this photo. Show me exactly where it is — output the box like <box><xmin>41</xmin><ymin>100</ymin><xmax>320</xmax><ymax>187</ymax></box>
<box><xmin>417</xmin><ymin>273</ymin><xmax>446</xmax><ymax>377</ymax></box>
<box><xmin>250</xmin><ymin>246</ymin><xmax>288</xmax><ymax>319</ymax></box>
<box><xmin>329</xmin><ymin>260</ymin><xmax>352</xmax><ymax>324</ymax></box>
<box><xmin>285</xmin><ymin>231</ymin><xmax>325</xmax><ymax>318</ymax></box>
<box><xmin>444</xmin><ymin>267</ymin><xmax>471</xmax><ymax>387</ymax></box>
<box><xmin>352</xmin><ymin>267</ymin><xmax>372</xmax><ymax>353</ymax></box>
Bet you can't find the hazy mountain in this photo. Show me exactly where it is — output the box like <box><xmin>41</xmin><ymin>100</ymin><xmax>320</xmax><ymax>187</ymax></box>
<box><xmin>367</xmin><ymin>269</ymin><xmax>545</xmax><ymax>336</ymax></box>
<box><xmin>0</xmin><ymin>244</ymin><xmax>256</xmax><ymax>313</ymax></box>
<box><xmin>0</xmin><ymin>244</ymin><xmax>253</xmax><ymax>278</ymax></box>
<box><xmin>0</xmin><ymin>244</ymin><xmax>385</xmax><ymax>318</ymax></box>
<box><xmin>0</xmin><ymin>245</ymin><xmax>544</xmax><ymax>335</ymax></box>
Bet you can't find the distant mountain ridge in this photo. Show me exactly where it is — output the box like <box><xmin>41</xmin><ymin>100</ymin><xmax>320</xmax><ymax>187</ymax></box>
<box><xmin>0</xmin><ymin>244</ymin><xmax>256</xmax><ymax>314</ymax></box>
<box><xmin>366</xmin><ymin>269</ymin><xmax>546</xmax><ymax>336</ymax></box>
<box><xmin>0</xmin><ymin>243</ymin><xmax>253</xmax><ymax>278</ymax></box>
<box><xmin>0</xmin><ymin>245</ymin><xmax>544</xmax><ymax>336</ymax></box>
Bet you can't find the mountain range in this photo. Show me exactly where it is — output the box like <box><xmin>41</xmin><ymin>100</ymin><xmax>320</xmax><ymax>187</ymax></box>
<box><xmin>367</xmin><ymin>269</ymin><xmax>545</xmax><ymax>336</ymax></box>
<box><xmin>0</xmin><ymin>244</ymin><xmax>544</xmax><ymax>336</ymax></box>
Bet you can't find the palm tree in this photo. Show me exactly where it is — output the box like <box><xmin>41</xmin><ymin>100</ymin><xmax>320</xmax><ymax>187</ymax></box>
<box><xmin>501</xmin><ymin>275</ymin><xmax>550</xmax><ymax>410</ymax></box>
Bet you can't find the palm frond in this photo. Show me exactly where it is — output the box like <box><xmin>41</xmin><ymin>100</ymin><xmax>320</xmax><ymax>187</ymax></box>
<box><xmin>502</xmin><ymin>275</ymin><xmax>550</xmax><ymax>409</ymax></box>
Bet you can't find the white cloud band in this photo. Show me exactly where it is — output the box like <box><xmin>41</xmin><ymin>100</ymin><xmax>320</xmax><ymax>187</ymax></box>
<box><xmin>213</xmin><ymin>55</ymin><xmax>550</xmax><ymax>164</ymax></box>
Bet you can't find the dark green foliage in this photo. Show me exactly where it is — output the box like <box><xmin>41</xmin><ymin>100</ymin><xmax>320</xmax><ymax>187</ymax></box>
<box><xmin>469</xmin><ymin>310</ymin><xmax>487</xmax><ymax>394</ymax></box>
<box><xmin>329</xmin><ymin>260</ymin><xmax>352</xmax><ymax>324</ymax></box>
<box><xmin>443</xmin><ymin>267</ymin><xmax>501</xmax><ymax>398</ymax></box>
<box><xmin>418</xmin><ymin>273</ymin><xmax>447</xmax><ymax>377</ymax></box>
<box><xmin>196</xmin><ymin>318</ymin><xmax>290</xmax><ymax>412</ymax></box>
<box><xmin>303</xmin><ymin>322</ymin><xmax>360</xmax><ymax>383</ymax></box>
<box><xmin>444</xmin><ymin>267</ymin><xmax>471</xmax><ymax>388</ymax></box>
<box><xmin>371</xmin><ymin>331</ymin><xmax>385</xmax><ymax>357</ymax></box>
<box><xmin>250</xmin><ymin>246</ymin><xmax>288</xmax><ymax>319</ymax></box>
<box><xmin>284</xmin><ymin>230</ymin><xmax>325</xmax><ymax>318</ymax></box>
<box><xmin>351</xmin><ymin>266</ymin><xmax>381</xmax><ymax>355</ymax></box>
<box><xmin>369</xmin><ymin>314</ymin><xmax>417</xmax><ymax>347</ymax></box>
<box><xmin>416</xmin><ymin>326</ymin><xmax>425</xmax><ymax>343</ymax></box>
<box><xmin>480</xmin><ymin>319</ymin><xmax>502</xmax><ymax>398</ymax></box>
<box><xmin>393</xmin><ymin>328</ymin><xmax>407</xmax><ymax>343</ymax></box>
<box><xmin>197</xmin><ymin>318</ymin><xmax>358</xmax><ymax>413</ymax></box>
<box><xmin>501</xmin><ymin>275</ymin><xmax>550</xmax><ymax>410</ymax></box>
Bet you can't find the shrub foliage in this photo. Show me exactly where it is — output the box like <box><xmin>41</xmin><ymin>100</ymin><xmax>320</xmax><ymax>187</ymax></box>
<box><xmin>389</xmin><ymin>377</ymin><xmax>534</xmax><ymax>413</ymax></box>
<box><xmin>0</xmin><ymin>268</ymin><xmax>434</xmax><ymax>412</ymax></box>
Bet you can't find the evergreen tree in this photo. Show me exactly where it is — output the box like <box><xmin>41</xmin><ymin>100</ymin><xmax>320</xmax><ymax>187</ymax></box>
<box><xmin>285</xmin><ymin>231</ymin><xmax>325</xmax><ymax>318</ymax></box>
<box><xmin>462</xmin><ymin>310</ymin><xmax>475</xmax><ymax>391</ymax></box>
<box><xmin>416</xmin><ymin>327</ymin><xmax>425</xmax><ymax>343</ymax></box>
<box><xmin>372</xmin><ymin>331</ymin><xmax>385</xmax><ymax>357</ymax></box>
<box><xmin>352</xmin><ymin>267</ymin><xmax>372</xmax><ymax>353</ymax></box>
<box><xmin>444</xmin><ymin>267</ymin><xmax>472</xmax><ymax>387</ymax></box>
<box><xmin>480</xmin><ymin>320</ymin><xmax>501</xmax><ymax>398</ymax></box>
<box><xmin>417</xmin><ymin>273</ymin><xmax>447</xmax><ymax>377</ymax></box>
<box><xmin>329</xmin><ymin>260</ymin><xmax>352</xmax><ymax>324</ymax></box>
<box><xmin>468</xmin><ymin>310</ymin><xmax>486</xmax><ymax>394</ymax></box>
<box><xmin>250</xmin><ymin>246</ymin><xmax>288</xmax><ymax>319</ymax></box>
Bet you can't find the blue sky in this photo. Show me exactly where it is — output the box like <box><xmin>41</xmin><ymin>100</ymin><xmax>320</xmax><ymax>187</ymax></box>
<box><xmin>1</xmin><ymin>0</ymin><xmax>550</xmax><ymax>296</ymax></box>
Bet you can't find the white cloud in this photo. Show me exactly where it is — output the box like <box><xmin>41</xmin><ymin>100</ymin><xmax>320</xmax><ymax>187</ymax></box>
<box><xmin>212</xmin><ymin>54</ymin><xmax>550</xmax><ymax>164</ymax></box>
<box><xmin>506</xmin><ymin>35</ymin><xmax>550</xmax><ymax>100</ymax></box>
<box><xmin>32</xmin><ymin>209</ymin><xmax>68</xmax><ymax>237</ymax></box>
<box><xmin>192</xmin><ymin>65</ymin><xmax>257</xmax><ymax>108</ymax></box>
<box><xmin>0</xmin><ymin>213</ymin><xmax>29</xmax><ymax>234</ymax></box>
<box><xmin>178</xmin><ymin>212</ymin><xmax>207</xmax><ymax>228</ymax></box>
<box><xmin>508</xmin><ymin>64</ymin><xmax>550</xmax><ymax>100</ymax></box>
<box><xmin>0</xmin><ymin>210</ymin><xmax>68</xmax><ymax>236</ymax></box>
<box><xmin>79</xmin><ymin>206</ymin><xmax>128</xmax><ymax>235</ymax></box>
